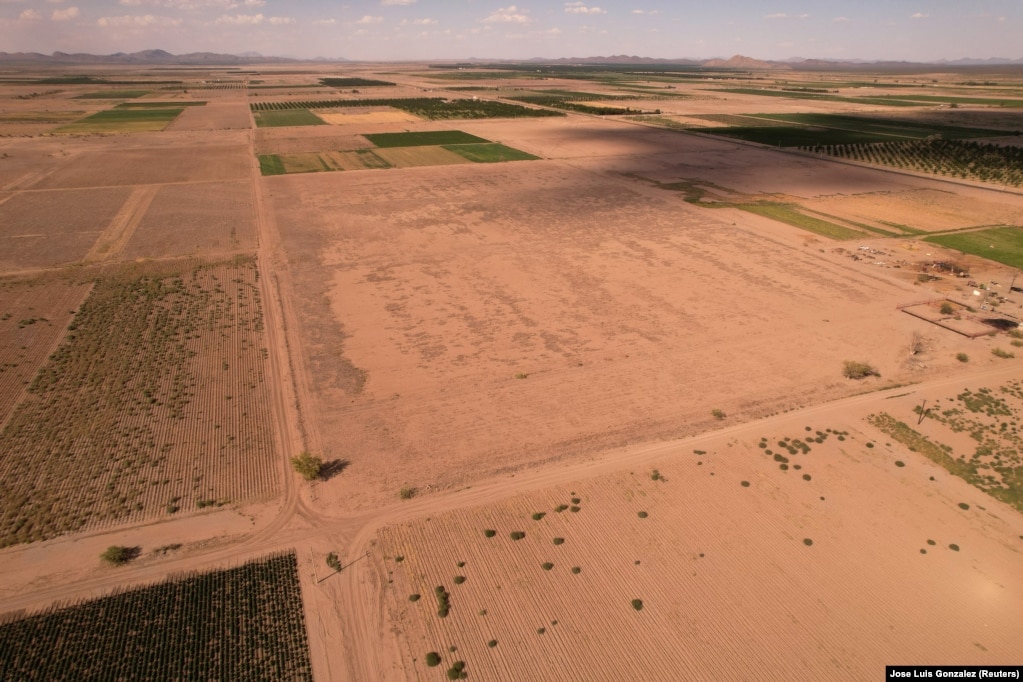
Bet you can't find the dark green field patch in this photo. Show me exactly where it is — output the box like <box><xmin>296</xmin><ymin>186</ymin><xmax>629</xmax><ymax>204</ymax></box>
<box><xmin>319</xmin><ymin>77</ymin><xmax>395</xmax><ymax>87</ymax></box>
<box><xmin>258</xmin><ymin>154</ymin><xmax>287</xmax><ymax>176</ymax></box>
<box><xmin>442</xmin><ymin>143</ymin><xmax>539</xmax><ymax>163</ymax></box>
<box><xmin>925</xmin><ymin>227</ymin><xmax>1023</xmax><ymax>270</ymax></box>
<box><xmin>754</xmin><ymin>113</ymin><xmax>1007</xmax><ymax>141</ymax></box>
<box><xmin>704</xmin><ymin>125</ymin><xmax>886</xmax><ymax>147</ymax></box>
<box><xmin>252</xmin><ymin>109</ymin><xmax>326</xmax><ymax>128</ymax></box>
<box><xmin>0</xmin><ymin>552</ymin><xmax>312</xmax><ymax>681</ymax></box>
<box><xmin>364</xmin><ymin>130</ymin><xmax>489</xmax><ymax>147</ymax></box>
<box><xmin>73</xmin><ymin>90</ymin><xmax>150</xmax><ymax>99</ymax></box>
<box><xmin>55</xmin><ymin>108</ymin><xmax>184</xmax><ymax>133</ymax></box>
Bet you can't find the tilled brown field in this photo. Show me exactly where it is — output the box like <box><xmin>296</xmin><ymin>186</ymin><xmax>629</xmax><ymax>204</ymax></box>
<box><xmin>0</xmin><ymin>187</ymin><xmax>132</xmax><ymax>268</ymax></box>
<box><xmin>0</xmin><ymin>278</ymin><xmax>92</xmax><ymax>425</ymax></box>
<box><xmin>0</xmin><ymin>258</ymin><xmax>277</xmax><ymax>547</ymax></box>
<box><xmin>122</xmin><ymin>180</ymin><xmax>257</xmax><ymax>258</ymax></box>
<box><xmin>375</xmin><ymin>407</ymin><xmax>1023</xmax><ymax>680</ymax></box>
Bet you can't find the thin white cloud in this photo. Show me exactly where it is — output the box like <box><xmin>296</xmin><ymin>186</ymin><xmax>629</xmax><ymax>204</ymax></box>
<box><xmin>412</xmin><ymin>17</ymin><xmax>436</xmax><ymax>25</ymax></box>
<box><xmin>833</xmin><ymin>16</ymin><xmax>849</xmax><ymax>22</ymax></box>
<box><xmin>311</xmin><ymin>17</ymin><xmax>335</xmax><ymax>25</ymax></box>
<box><xmin>267</xmin><ymin>15</ymin><xmax>292</xmax><ymax>24</ymax></box>
<box><xmin>51</xmin><ymin>6</ymin><xmax>78</xmax><ymax>20</ymax></box>
<box><xmin>631</xmin><ymin>9</ymin><xmax>658</xmax><ymax>15</ymax></box>
<box><xmin>216</xmin><ymin>12</ymin><xmax>263</xmax><ymax>24</ymax></box>
<box><xmin>120</xmin><ymin>0</ymin><xmax>265</xmax><ymax>8</ymax></box>
<box><xmin>356</xmin><ymin>15</ymin><xmax>382</xmax><ymax>24</ymax></box>
<box><xmin>481</xmin><ymin>5</ymin><xmax>530</xmax><ymax>24</ymax></box>
<box><xmin>911</xmin><ymin>12</ymin><xmax>929</xmax><ymax>19</ymax></box>
<box><xmin>381</xmin><ymin>0</ymin><xmax>415</xmax><ymax>4</ymax></box>
<box><xmin>18</xmin><ymin>7</ymin><xmax>41</xmax><ymax>19</ymax></box>
<box><xmin>765</xmin><ymin>12</ymin><xmax>786</xmax><ymax>19</ymax></box>
<box><xmin>98</xmin><ymin>13</ymin><xmax>182</xmax><ymax>26</ymax></box>
<box><xmin>564</xmin><ymin>1</ymin><xmax>605</xmax><ymax>14</ymax></box>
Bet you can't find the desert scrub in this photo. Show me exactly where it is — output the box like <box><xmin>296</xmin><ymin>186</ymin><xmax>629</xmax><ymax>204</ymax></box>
<box><xmin>290</xmin><ymin>451</ymin><xmax>322</xmax><ymax>481</ymax></box>
<box><xmin>399</xmin><ymin>486</ymin><xmax>417</xmax><ymax>499</ymax></box>
<box><xmin>843</xmin><ymin>360</ymin><xmax>879</xmax><ymax>379</ymax></box>
<box><xmin>711</xmin><ymin>409</ymin><xmax>726</xmax><ymax>420</ymax></box>
<box><xmin>992</xmin><ymin>347</ymin><xmax>1015</xmax><ymax>359</ymax></box>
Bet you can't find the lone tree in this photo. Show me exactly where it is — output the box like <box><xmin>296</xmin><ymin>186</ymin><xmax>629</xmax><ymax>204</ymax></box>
<box><xmin>291</xmin><ymin>451</ymin><xmax>323</xmax><ymax>481</ymax></box>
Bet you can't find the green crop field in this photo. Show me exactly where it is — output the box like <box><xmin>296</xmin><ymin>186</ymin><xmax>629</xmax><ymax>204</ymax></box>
<box><xmin>73</xmin><ymin>90</ymin><xmax>150</xmax><ymax>99</ymax></box>
<box><xmin>443</xmin><ymin>142</ymin><xmax>539</xmax><ymax>163</ymax></box>
<box><xmin>319</xmin><ymin>77</ymin><xmax>395</xmax><ymax>87</ymax></box>
<box><xmin>250</xmin><ymin>97</ymin><xmax>563</xmax><ymax>120</ymax></box>
<box><xmin>0</xmin><ymin>552</ymin><xmax>312</xmax><ymax>681</ymax></box>
<box><xmin>363</xmin><ymin>130</ymin><xmax>489</xmax><ymax>147</ymax></box>
<box><xmin>703</xmin><ymin>125</ymin><xmax>886</xmax><ymax>147</ymax></box>
<box><xmin>252</xmin><ymin>108</ymin><xmax>326</xmax><ymax>128</ymax></box>
<box><xmin>736</xmin><ymin>203</ymin><xmax>867</xmax><ymax>240</ymax></box>
<box><xmin>754</xmin><ymin>113</ymin><xmax>1008</xmax><ymax>141</ymax></box>
<box><xmin>54</xmin><ymin>107</ymin><xmax>184</xmax><ymax>133</ymax></box>
<box><xmin>925</xmin><ymin>227</ymin><xmax>1023</xmax><ymax>269</ymax></box>
<box><xmin>259</xmin><ymin>154</ymin><xmax>287</xmax><ymax>176</ymax></box>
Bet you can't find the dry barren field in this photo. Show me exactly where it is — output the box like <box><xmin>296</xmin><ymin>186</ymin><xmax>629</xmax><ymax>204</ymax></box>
<box><xmin>1</xmin><ymin>61</ymin><xmax>1023</xmax><ymax>681</ymax></box>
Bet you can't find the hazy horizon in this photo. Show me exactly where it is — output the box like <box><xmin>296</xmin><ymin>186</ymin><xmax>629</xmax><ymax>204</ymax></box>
<box><xmin>0</xmin><ymin>0</ymin><xmax>1020</xmax><ymax>63</ymax></box>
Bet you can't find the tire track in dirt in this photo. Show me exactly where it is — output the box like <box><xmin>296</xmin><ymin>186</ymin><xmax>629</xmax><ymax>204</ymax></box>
<box><xmin>84</xmin><ymin>185</ymin><xmax>158</xmax><ymax>262</ymax></box>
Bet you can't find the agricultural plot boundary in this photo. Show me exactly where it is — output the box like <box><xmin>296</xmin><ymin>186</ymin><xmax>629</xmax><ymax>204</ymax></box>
<box><xmin>250</xmin><ymin>97</ymin><xmax>563</xmax><ymax>120</ymax></box>
<box><xmin>0</xmin><ymin>257</ymin><xmax>278</xmax><ymax>548</ymax></box>
<box><xmin>54</xmin><ymin>107</ymin><xmax>187</xmax><ymax>134</ymax></box>
<box><xmin>0</xmin><ymin>551</ymin><xmax>312</xmax><ymax>682</ymax></box>
<box><xmin>258</xmin><ymin>130</ymin><xmax>538</xmax><ymax>176</ymax></box>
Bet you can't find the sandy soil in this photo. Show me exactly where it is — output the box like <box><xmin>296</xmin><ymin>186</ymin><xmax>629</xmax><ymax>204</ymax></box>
<box><xmin>319</xmin><ymin>110</ymin><xmax>423</xmax><ymax>126</ymax></box>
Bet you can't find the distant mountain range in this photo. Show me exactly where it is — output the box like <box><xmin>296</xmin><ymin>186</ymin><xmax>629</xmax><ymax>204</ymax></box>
<box><xmin>0</xmin><ymin>49</ymin><xmax>301</xmax><ymax>65</ymax></box>
<box><xmin>0</xmin><ymin>50</ymin><xmax>1018</xmax><ymax>68</ymax></box>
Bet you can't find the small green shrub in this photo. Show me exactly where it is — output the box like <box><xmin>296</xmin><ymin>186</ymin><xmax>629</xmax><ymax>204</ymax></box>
<box><xmin>949</xmin><ymin>543</ymin><xmax>960</xmax><ymax>551</ymax></box>
<box><xmin>711</xmin><ymin>409</ymin><xmax>726</xmax><ymax>420</ymax></box>
<box><xmin>409</xmin><ymin>594</ymin><xmax>421</xmax><ymax>602</ymax></box>
<box><xmin>484</xmin><ymin>529</ymin><xmax>496</xmax><ymax>538</ymax></box>
<box><xmin>958</xmin><ymin>502</ymin><xmax>970</xmax><ymax>510</ymax></box>
<box><xmin>637</xmin><ymin>511</ymin><xmax>648</xmax><ymax>518</ymax></box>
<box><xmin>537</xmin><ymin>627</ymin><xmax>546</xmax><ymax>635</ymax></box>
<box><xmin>631</xmin><ymin>599</ymin><xmax>644</xmax><ymax>611</ymax></box>
<box><xmin>515</xmin><ymin>372</ymin><xmax>528</xmax><ymax>379</ymax></box>
<box><xmin>541</xmin><ymin>562</ymin><xmax>554</xmax><ymax>571</ymax></box>
<box><xmin>453</xmin><ymin>575</ymin><xmax>466</xmax><ymax>584</ymax></box>
<box><xmin>927</xmin><ymin>539</ymin><xmax>936</xmax><ymax>545</ymax></box>
<box><xmin>895</xmin><ymin>460</ymin><xmax>905</xmax><ymax>467</ymax></box>
<box><xmin>425</xmin><ymin>652</ymin><xmax>441</xmax><ymax>667</ymax></box>
<box><xmin>571</xmin><ymin>497</ymin><xmax>581</xmax><ymax>504</ymax></box>
<box><xmin>290</xmin><ymin>451</ymin><xmax>323</xmax><ymax>481</ymax></box>
<box><xmin>803</xmin><ymin>538</ymin><xmax>813</xmax><ymax>546</ymax></box>
<box><xmin>400</xmin><ymin>486</ymin><xmax>417</xmax><ymax>499</ymax></box>
<box><xmin>956</xmin><ymin>352</ymin><xmax>969</xmax><ymax>363</ymax></box>
<box><xmin>510</xmin><ymin>531</ymin><xmax>525</xmax><ymax>540</ymax></box>
<box><xmin>532</xmin><ymin>512</ymin><xmax>546</xmax><ymax>521</ymax></box>
<box><xmin>843</xmin><ymin>360</ymin><xmax>879</xmax><ymax>379</ymax></box>
<box><xmin>992</xmin><ymin>347</ymin><xmax>1014</xmax><ymax>359</ymax></box>
<box><xmin>488</xmin><ymin>640</ymin><xmax>497</xmax><ymax>648</ymax></box>
<box><xmin>940</xmin><ymin>302</ymin><xmax>955</xmax><ymax>315</ymax></box>
<box><xmin>802</xmin><ymin>474</ymin><xmax>812</xmax><ymax>481</ymax></box>
<box><xmin>554</xmin><ymin>504</ymin><xmax>568</xmax><ymax>512</ymax></box>
<box><xmin>740</xmin><ymin>480</ymin><xmax>750</xmax><ymax>487</ymax></box>
<box><xmin>570</xmin><ymin>506</ymin><xmax>581</xmax><ymax>513</ymax></box>
<box><xmin>553</xmin><ymin>537</ymin><xmax>565</xmax><ymax>545</ymax></box>
<box><xmin>326</xmin><ymin>552</ymin><xmax>342</xmax><ymax>571</ymax></box>
<box><xmin>100</xmin><ymin>545</ymin><xmax>135</xmax><ymax>565</ymax></box>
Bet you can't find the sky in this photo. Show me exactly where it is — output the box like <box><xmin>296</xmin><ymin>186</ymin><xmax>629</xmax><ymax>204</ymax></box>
<box><xmin>0</xmin><ymin>0</ymin><xmax>1020</xmax><ymax>62</ymax></box>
